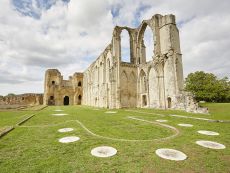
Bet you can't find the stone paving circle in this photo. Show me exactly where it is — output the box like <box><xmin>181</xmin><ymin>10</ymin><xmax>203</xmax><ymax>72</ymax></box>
<box><xmin>58</xmin><ymin>128</ymin><xmax>74</xmax><ymax>133</ymax></box>
<box><xmin>197</xmin><ymin>130</ymin><xmax>219</xmax><ymax>136</ymax></box>
<box><xmin>54</xmin><ymin>109</ymin><xmax>63</xmax><ymax>112</ymax></box>
<box><xmin>156</xmin><ymin>119</ymin><xmax>168</xmax><ymax>123</ymax></box>
<box><xmin>58</xmin><ymin>136</ymin><xmax>80</xmax><ymax>143</ymax></box>
<box><xmin>155</xmin><ymin>148</ymin><xmax>187</xmax><ymax>161</ymax></box>
<box><xmin>51</xmin><ymin>113</ymin><xmax>68</xmax><ymax>116</ymax></box>
<box><xmin>91</xmin><ymin>146</ymin><xmax>117</xmax><ymax>157</ymax></box>
<box><xmin>196</xmin><ymin>140</ymin><xmax>226</xmax><ymax>149</ymax></box>
<box><xmin>105</xmin><ymin>111</ymin><xmax>117</xmax><ymax>114</ymax></box>
<box><xmin>178</xmin><ymin>123</ymin><xmax>193</xmax><ymax>127</ymax></box>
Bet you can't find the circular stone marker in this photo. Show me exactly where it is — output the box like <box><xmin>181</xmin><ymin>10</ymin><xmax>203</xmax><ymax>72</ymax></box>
<box><xmin>91</xmin><ymin>146</ymin><xmax>117</xmax><ymax>158</ymax></box>
<box><xmin>178</xmin><ymin>123</ymin><xmax>193</xmax><ymax>127</ymax></box>
<box><xmin>58</xmin><ymin>128</ymin><xmax>74</xmax><ymax>133</ymax></box>
<box><xmin>155</xmin><ymin>148</ymin><xmax>187</xmax><ymax>161</ymax></box>
<box><xmin>105</xmin><ymin>111</ymin><xmax>117</xmax><ymax>114</ymax></box>
<box><xmin>54</xmin><ymin>110</ymin><xmax>63</xmax><ymax>112</ymax></box>
<box><xmin>58</xmin><ymin>136</ymin><xmax>80</xmax><ymax>143</ymax></box>
<box><xmin>196</xmin><ymin>140</ymin><xmax>225</xmax><ymax>149</ymax></box>
<box><xmin>51</xmin><ymin>113</ymin><xmax>68</xmax><ymax>116</ymax></box>
<box><xmin>156</xmin><ymin>119</ymin><xmax>168</xmax><ymax>123</ymax></box>
<box><xmin>197</xmin><ymin>130</ymin><xmax>219</xmax><ymax>136</ymax></box>
<box><xmin>93</xmin><ymin>108</ymin><xmax>100</xmax><ymax>110</ymax></box>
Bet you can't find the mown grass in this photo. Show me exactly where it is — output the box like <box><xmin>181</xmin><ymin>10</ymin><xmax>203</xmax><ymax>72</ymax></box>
<box><xmin>0</xmin><ymin>103</ymin><xmax>229</xmax><ymax>173</ymax></box>
<box><xmin>0</xmin><ymin>111</ymin><xmax>35</xmax><ymax>132</ymax></box>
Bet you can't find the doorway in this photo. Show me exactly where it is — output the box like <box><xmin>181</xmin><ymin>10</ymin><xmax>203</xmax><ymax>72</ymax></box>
<box><xmin>167</xmin><ymin>97</ymin><xmax>171</xmax><ymax>108</ymax></box>
<box><xmin>142</xmin><ymin>95</ymin><xmax>147</xmax><ymax>107</ymax></box>
<box><xmin>63</xmin><ymin>96</ymin><xmax>69</xmax><ymax>105</ymax></box>
<box><xmin>78</xmin><ymin>95</ymin><xmax>82</xmax><ymax>105</ymax></box>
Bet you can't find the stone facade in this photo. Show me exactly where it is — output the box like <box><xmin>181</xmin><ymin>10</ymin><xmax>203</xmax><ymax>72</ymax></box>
<box><xmin>43</xmin><ymin>14</ymin><xmax>207</xmax><ymax>113</ymax></box>
<box><xmin>43</xmin><ymin>69</ymin><xmax>83</xmax><ymax>106</ymax></box>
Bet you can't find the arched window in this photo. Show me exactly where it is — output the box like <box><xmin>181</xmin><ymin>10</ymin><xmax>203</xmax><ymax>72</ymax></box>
<box><xmin>143</xmin><ymin>26</ymin><xmax>154</xmax><ymax>62</ymax></box>
<box><xmin>50</xmin><ymin>96</ymin><xmax>54</xmax><ymax>100</ymax></box>
<box><xmin>140</xmin><ymin>70</ymin><xmax>147</xmax><ymax>93</ymax></box>
<box><xmin>120</xmin><ymin>30</ymin><xmax>131</xmax><ymax>62</ymax></box>
<box><xmin>52</xmin><ymin>81</ymin><xmax>55</xmax><ymax>85</ymax></box>
<box><xmin>138</xmin><ymin>23</ymin><xmax>155</xmax><ymax>63</ymax></box>
<box><xmin>78</xmin><ymin>81</ymin><xmax>82</xmax><ymax>87</ymax></box>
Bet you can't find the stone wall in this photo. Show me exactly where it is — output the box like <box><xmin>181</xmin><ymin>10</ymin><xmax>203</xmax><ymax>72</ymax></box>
<box><xmin>0</xmin><ymin>93</ymin><xmax>43</xmax><ymax>106</ymax></box>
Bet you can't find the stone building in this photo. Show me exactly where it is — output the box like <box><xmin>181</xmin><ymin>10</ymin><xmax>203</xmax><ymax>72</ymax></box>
<box><xmin>43</xmin><ymin>14</ymin><xmax>207</xmax><ymax>113</ymax></box>
<box><xmin>43</xmin><ymin>69</ymin><xmax>83</xmax><ymax>105</ymax></box>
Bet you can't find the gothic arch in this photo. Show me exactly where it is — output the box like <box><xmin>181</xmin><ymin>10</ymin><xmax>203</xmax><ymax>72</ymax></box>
<box><xmin>139</xmin><ymin>69</ymin><xmax>147</xmax><ymax>94</ymax></box>
<box><xmin>120</xmin><ymin>70</ymin><xmax>129</xmax><ymax>107</ymax></box>
<box><xmin>148</xmin><ymin>66</ymin><xmax>159</xmax><ymax>107</ymax></box>
<box><xmin>130</xmin><ymin>71</ymin><xmax>136</xmax><ymax>82</ymax></box>
<box><xmin>119</xmin><ymin>28</ymin><xmax>133</xmax><ymax>63</ymax></box>
<box><xmin>137</xmin><ymin>21</ymin><xmax>155</xmax><ymax>64</ymax></box>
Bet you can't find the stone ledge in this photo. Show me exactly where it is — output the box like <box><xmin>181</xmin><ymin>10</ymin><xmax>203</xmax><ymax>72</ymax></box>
<box><xmin>0</xmin><ymin>126</ymin><xmax>14</xmax><ymax>139</ymax></box>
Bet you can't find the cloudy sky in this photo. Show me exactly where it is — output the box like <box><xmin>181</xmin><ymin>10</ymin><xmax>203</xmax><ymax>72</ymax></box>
<box><xmin>0</xmin><ymin>0</ymin><xmax>229</xmax><ymax>96</ymax></box>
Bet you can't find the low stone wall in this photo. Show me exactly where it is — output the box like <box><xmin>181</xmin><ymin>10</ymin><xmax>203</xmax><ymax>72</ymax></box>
<box><xmin>0</xmin><ymin>93</ymin><xmax>43</xmax><ymax>107</ymax></box>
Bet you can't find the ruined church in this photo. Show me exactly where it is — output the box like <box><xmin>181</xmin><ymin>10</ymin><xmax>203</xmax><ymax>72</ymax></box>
<box><xmin>43</xmin><ymin>14</ymin><xmax>205</xmax><ymax>113</ymax></box>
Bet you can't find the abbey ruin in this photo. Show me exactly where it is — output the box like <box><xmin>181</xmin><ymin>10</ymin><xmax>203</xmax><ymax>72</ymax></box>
<box><xmin>43</xmin><ymin>14</ymin><xmax>206</xmax><ymax>113</ymax></box>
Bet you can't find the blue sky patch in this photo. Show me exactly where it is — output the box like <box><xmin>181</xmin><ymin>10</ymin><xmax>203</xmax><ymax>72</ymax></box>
<box><xmin>12</xmin><ymin>0</ymin><xmax>70</xmax><ymax>19</ymax></box>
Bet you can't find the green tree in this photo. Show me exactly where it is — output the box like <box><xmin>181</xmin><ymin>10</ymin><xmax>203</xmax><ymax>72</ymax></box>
<box><xmin>185</xmin><ymin>71</ymin><xmax>230</xmax><ymax>102</ymax></box>
<box><xmin>6</xmin><ymin>93</ymin><xmax>16</xmax><ymax>97</ymax></box>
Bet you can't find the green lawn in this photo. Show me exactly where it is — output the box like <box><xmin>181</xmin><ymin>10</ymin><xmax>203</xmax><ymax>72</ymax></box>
<box><xmin>0</xmin><ymin>111</ymin><xmax>35</xmax><ymax>132</ymax></box>
<box><xmin>0</xmin><ymin>103</ymin><xmax>229</xmax><ymax>173</ymax></box>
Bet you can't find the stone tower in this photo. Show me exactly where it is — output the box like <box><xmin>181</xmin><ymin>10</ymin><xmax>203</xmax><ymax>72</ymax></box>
<box><xmin>43</xmin><ymin>69</ymin><xmax>83</xmax><ymax>106</ymax></box>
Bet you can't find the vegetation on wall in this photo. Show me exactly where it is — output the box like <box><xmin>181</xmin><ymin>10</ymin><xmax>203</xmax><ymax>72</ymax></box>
<box><xmin>185</xmin><ymin>71</ymin><xmax>230</xmax><ymax>102</ymax></box>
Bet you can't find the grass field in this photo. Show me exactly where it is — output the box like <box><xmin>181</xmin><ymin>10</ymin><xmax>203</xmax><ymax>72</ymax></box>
<box><xmin>0</xmin><ymin>103</ymin><xmax>229</xmax><ymax>173</ymax></box>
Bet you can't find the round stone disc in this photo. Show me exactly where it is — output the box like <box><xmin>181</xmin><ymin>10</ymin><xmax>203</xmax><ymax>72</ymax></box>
<box><xmin>178</xmin><ymin>123</ymin><xmax>193</xmax><ymax>127</ymax></box>
<box><xmin>156</xmin><ymin>119</ymin><xmax>168</xmax><ymax>123</ymax></box>
<box><xmin>58</xmin><ymin>128</ymin><xmax>74</xmax><ymax>133</ymax></box>
<box><xmin>197</xmin><ymin>130</ymin><xmax>219</xmax><ymax>136</ymax></box>
<box><xmin>155</xmin><ymin>148</ymin><xmax>187</xmax><ymax>161</ymax></box>
<box><xmin>196</xmin><ymin>140</ymin><xmax>225</xmax><ymax>149</ymax></box>
<box><xmin>91</xmin><ymin>146</ymin><xmax>117</xmax><ymax>157</ymax></box>
<box><xmin>105</xmin><ymin>111</ymin><xmax>117</xmax><ymax>114</ymax></box>
<box><xmin>58</xmin><ymin>136</ymin><xmax>80</xmax><ymax>143</ymax></box>
<box><xmin>51</xmin><ymin>113</ymin><xmax>68</xmax><ymax>116</ymax></box>
<box><xmin>54</xmin><ymin>110</ymin><xmax>63</xmax><ymax>112</ymax></box>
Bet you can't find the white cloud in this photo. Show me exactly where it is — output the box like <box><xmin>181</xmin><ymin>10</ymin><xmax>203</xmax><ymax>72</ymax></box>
<box><xmin>0</xmin><ymin>0</ymin><xmax>229</xmax><ymax>95</ymax></box>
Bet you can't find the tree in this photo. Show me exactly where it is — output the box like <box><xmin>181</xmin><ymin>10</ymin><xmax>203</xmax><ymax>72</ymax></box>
<box><xmin>6</xmin><ymin>93</ymin><xmax>16</xmax><ymax>97</ymax></box>
<box><xmin>185</xmin><ymin>71</ymin><xmax>230</xmax><ymax>102</ymax></box>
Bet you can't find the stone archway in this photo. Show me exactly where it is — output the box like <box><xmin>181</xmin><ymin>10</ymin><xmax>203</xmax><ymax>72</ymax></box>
<box><xmin>63</xmin><ymin>96</ymin><xmax>69</xmax><ymax>105</ymax></box>
<box><xmin>137</xmin><ymin>22</ymin><xmax>155</xmax><ymax>64</ymax></box>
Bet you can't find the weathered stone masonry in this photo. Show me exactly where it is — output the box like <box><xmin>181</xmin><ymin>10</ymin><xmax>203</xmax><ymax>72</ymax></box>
<box><xmin>44</xmin><ymin>14</ymin><xmax>207</xmax><ymax>113</ymax></box>
<box><xmin>43</xmin><ymin>69</ymin><xmax>83</xmax><ymax>106</ymax></box>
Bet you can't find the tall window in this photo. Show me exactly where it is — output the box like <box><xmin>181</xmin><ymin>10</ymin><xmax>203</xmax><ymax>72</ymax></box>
<box><xmin>143</xmin><ymin>26</ymin><xmax>154</xmax><ymax>62</ymax></box>
<box><xmin>120</xmin><ymin>30</ymin><xmax>131</xmax><ymax>62</ymax></box>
